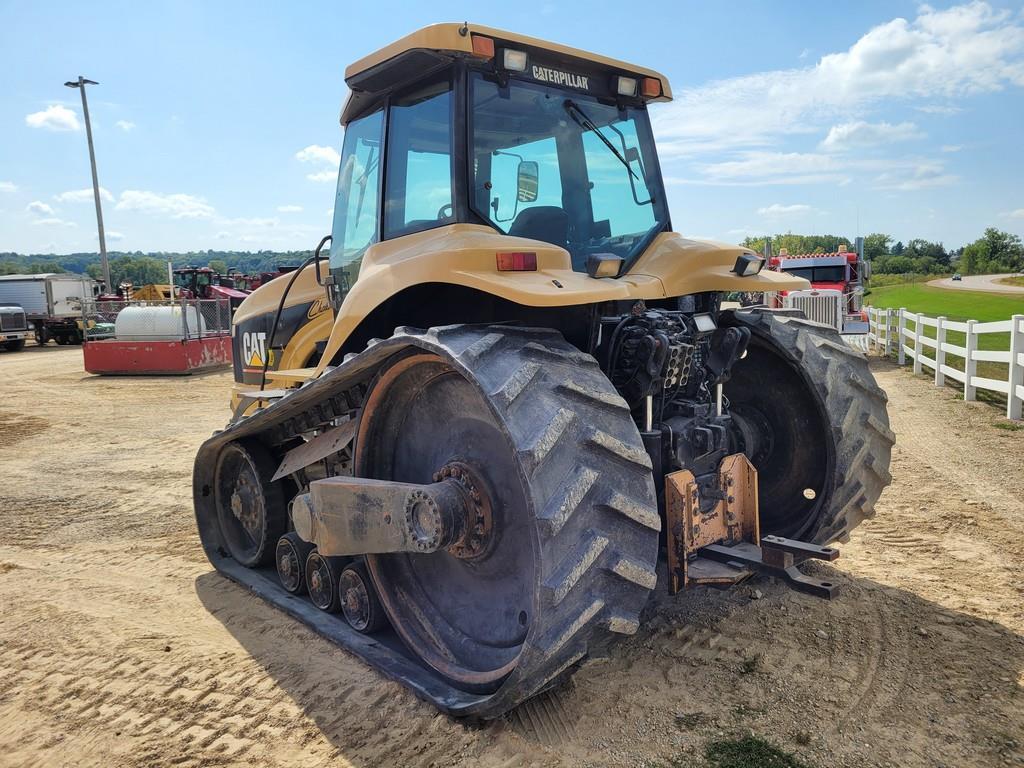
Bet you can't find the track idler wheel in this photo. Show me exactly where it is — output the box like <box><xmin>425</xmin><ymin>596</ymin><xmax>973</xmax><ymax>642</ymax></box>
<box><xmin>213</xmin><ymin>440</ymin><xmax>287</xmax><ymax>567</ymax></box>
<box><xmin>276</xmin><ymin>532</ymin><xmax>314</xmax><ymax>594</ymax></box>
<box><xmin>306</xmin><ymin>551</ymin><xmax>345</xmax><ymax>612</ymax></box>
<box><xmin>339</xmin><ymin>561</ymin><xmax>387</xmax><ymax>634</ymax></box>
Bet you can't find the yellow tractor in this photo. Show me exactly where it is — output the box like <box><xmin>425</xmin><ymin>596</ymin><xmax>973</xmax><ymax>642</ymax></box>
<box><xmin>194</xmin><ymin>23</ymin><xmax>893</xmax><ymax>718</ymax></box>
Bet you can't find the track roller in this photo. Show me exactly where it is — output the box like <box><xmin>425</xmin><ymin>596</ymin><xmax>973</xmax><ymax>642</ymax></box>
<box><xmin>306</xmin><ymin>551</ymin><xmax>345</xmax><ymax>612</ymax></box>
<box><xmin>339</xmin><ymin>561</ymin><xmax>388</xmax><ymax>633</ymax></box>
<box><xmin>276</xmin><ymin>532</ymin><xmax>315</xmax><ymax>594</ymax></box>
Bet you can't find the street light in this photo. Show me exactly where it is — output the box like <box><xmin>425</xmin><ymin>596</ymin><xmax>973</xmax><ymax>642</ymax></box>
<box><xmin>64</xmin><ymin>76</ymin><xmax>110</xmax><ymax>292</ymax></box>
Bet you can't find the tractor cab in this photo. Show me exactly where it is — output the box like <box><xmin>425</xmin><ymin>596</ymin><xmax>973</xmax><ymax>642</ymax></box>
<box><xmin>327</xmin><ymin>23</ymin><xmax>673</xmax><ymax>309</ymax></box>
<box><xmin>174</xmin><ymin>266</ymin><xmax>250</xmax><ymax>312</ymax></box>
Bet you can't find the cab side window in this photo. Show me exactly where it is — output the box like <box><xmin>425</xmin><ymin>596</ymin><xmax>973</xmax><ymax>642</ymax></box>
<box><xmin>383</xmin><ymin>79</ymin><xmax>453</xmax><ymax>239</ymax></box>
<box><xmin>330</xmin><ymin>109</ymin><xmax>384</xmax><ymax>290</ymax></box>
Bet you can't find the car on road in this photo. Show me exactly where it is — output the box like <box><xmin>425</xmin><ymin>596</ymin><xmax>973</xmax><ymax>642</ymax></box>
<box><xmin>952</xmin><ymin>273</ymin><xmax>962</xmax><ymax>281</ymax></box>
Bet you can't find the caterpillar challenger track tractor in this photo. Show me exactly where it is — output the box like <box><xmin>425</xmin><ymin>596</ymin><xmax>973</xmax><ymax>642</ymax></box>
<box><xmin>194</xmin><ymin>23</ymin><xmax>893</xmax><ymax>719</ymax></box>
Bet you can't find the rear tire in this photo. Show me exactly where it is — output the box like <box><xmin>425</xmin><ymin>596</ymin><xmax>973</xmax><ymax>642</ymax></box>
<box><xmin>356</xmin><ymin>326</ymin><xmax>661</xmax><ymax>709</ymax></box>
<box><xmin>722</xmin><ymin>309</ymin><xmax>894</xmax><ymax>543</ymax></box>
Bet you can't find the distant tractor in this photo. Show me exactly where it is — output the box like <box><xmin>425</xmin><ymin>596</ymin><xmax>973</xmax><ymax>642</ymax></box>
<box><xmin>765</xmin><ymin>240</ymin><xmax>870</xmax><ymax>334</ymax></box>
<box><xmin>173</xmin><ymin>267</ymin><xmax>249</xmax><ymax>312</ymax></box>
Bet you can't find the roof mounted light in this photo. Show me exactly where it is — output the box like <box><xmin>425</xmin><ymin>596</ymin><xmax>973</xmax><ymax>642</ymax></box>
<box><xmin>641</xmin><ymin>77</ymin><xmax>662</xmax><ymax>98</ymax></box>
<box><xmin>615</xmin><ymin>76</ymin><xmax>638</xmax><ymax>97</ymax></box>
<box><xmin>471</xmin><ymin>34</ymin><xmax>494</xmax><ymax>59</ymax></box>
<box><xmin>503</xmin><ymin>48</ymin><xmax>528</xmax><ymax>72</ymax></box>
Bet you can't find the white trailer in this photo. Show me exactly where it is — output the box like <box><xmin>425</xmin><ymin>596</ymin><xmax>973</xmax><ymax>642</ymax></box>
<box><xmin>0</xmin><ymin>273</ymin><xmax>102</xmax><ymax>345</ymax></box>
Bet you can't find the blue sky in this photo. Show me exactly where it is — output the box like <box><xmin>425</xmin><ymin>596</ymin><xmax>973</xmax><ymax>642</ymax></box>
<box><xmin>1</xmin><ymin>0</ymin><xmax>1023</xmax><ymax>254</ymax></box>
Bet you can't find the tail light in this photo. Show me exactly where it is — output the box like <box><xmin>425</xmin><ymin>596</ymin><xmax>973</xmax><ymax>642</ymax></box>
<box><xmin>496</xmin><ymin>252</ymin><xmax>537</xmax><ymax>271</ymax></box>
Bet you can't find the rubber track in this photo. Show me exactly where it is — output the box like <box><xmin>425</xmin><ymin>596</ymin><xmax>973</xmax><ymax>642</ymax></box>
<box><xmin>723</xmin><ymin>309</ymin><xmax>895</xmax><ymax>543</ymax></box>
<box><xmin>193</xmin><ymin>324</ymin><xmax>660</xmax><ymax>718</ymax></box>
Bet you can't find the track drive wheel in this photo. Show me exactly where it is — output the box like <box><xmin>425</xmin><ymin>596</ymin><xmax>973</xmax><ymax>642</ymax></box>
<box><xmin>276</xmin><ymin>532</ymin><xmax>315</xmax><ymax>594</ymax></box>
<box><xmin>339</xmin><ymin>561</ymin><xmax>387</xmax><ymax>633</ymax></box>
<box><xmin>355</xmin><ymin>327</ymin><xmax>660</xmax><ymax>714</ymax></box>
<box><xmin>721</xmin><ymin>309</ymin><xmax>894</xmax><ymax>543</ymax></box>
<box><xmin>306</xmin><ymin>551</ymin><xmax>345</xmax><ymax>612</ymax></box>
<box><xmin>213</xmin><ymin>440</ymin><xmax>287</xmax><ymax>567</ymax></box>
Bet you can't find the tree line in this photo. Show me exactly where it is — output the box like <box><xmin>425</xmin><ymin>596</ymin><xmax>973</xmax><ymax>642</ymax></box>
<box><xmin>0</xmin><ymin>249</ymin><xmax>312</xmax><ymax>288</ymax></box>
<box><xmin>741</xmin><ymin>228</ymin><xmax>1024</xmax><ymax>276</ymax></box>
<box><xmin>2</xmin><ymin>227</ymin><xmax>1021</xmax><ymax>285</ymax></box>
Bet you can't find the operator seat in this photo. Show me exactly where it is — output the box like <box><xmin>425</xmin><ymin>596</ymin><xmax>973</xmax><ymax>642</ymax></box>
<box><xmin>509</xmin><ymin>206</ymin><xmax>569</xmax><ymax>249</ymax></box>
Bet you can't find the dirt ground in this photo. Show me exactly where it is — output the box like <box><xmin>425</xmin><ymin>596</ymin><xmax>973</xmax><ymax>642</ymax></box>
<box><xmin>0</xmin><ymin>344</ymin><xmax>1021</xmax><ymax>768</ymax></box>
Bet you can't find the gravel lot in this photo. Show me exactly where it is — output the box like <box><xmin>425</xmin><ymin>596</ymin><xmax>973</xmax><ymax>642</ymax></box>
<box><xmin>0</xmin><ymin>344</ymin><xmax>1021</xmax><ymax>768</ymax></box>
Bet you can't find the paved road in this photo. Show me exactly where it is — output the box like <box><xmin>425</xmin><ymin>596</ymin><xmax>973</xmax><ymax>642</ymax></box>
<box><xmin>928</xmin><ymin>273</ymin><xmax>1024</xmax><ymax>293</ymax></box>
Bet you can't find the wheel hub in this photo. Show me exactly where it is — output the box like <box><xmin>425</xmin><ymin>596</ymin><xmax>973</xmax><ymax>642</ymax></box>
<box><xmin>432</xmin><ymin>461</ymin><xmax>493</xmax><ymax>560</ymax></box>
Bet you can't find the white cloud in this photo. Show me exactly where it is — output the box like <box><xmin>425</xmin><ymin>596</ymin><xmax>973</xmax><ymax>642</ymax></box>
<box><xmin>55</xmin><ymin>187</ymin><xmax>114</xmax><ymax>203</ymax></box>
<box><xmin>296</xmin><ymin>144</ymin><xmax>340</xmax><ymax>182</ymax></box>
<box><xmin>296</xmin><ymin>144</ymin><xmax>340</xmax><ymax>166</ymax></box>
<box><xmin>27</xmin><ymin>200</ymin><xmax>56</xmax><ymax>217</ymax></box>
<box><xmin>115</xmin><ymin>120</ymin><xmax>136</xmax><ymax>132</ymax></box>
<box><xmin>941</xmin><ymin>144</ymin><xmax>963</xmax><ymax>152</ymax></box>
<box><xmin>306</xmin><ymin>170</ymin><xmax>337</xmax><ymax>183</ymax></box>
<box><xmin>25</xmin><ymin>105</ymin><xmax>81</xmax><ymax>132</ymax></box>
<box><xmin>654</xmin><ymin>2</ymin><xmax>1024</xmax><ymax>155</ymax></box>
<box><xmin>757</xmin><ymin>203</ymin><xmax>814</xmax><ymax>216</ymax></box>
<box><xmin>820</xmin><ymin>121</ymin><xmax>924</xmax><ymax>151</ymax></box>
<box><xmin>915</xmin><ymin>104</ymin><xmax>964</xmax><ymax>115</ymax></box>
<box><xmin>31</xmin><ymin>217</ymin><xmax>76</xmax><ymax>228</ymax></box>
<box><xmin>115</xmin><ymin>190</ymin><xmax>215</xmax><ymax>219</ymax></box>
<box><xmin>696</xmin><ymin>151</ymin><xmax>848</xmax><ymax>186</ymax></box>
<box><xmin>276</xmin><ymin>204</ymin><xmax>303</xmax><ymax>213</ymax></box>
<box><xmin>0</xmin><ymin>181</ymin><xmax>16</xmax><ymax>193</ymax></box>
<box><xmin>106</xmin><ymin>231</ymin><xmax>125</xmax><ymax>241</ymax></box>
<box><xmin>874</xmin><ymin>161</ymin><xmax>958</xmax><ymax>190</ymax></box>
<box><xmin>1001</xmin><ymin>208</ymin><xmax>1024</xmax><ymax>219</ymax></box>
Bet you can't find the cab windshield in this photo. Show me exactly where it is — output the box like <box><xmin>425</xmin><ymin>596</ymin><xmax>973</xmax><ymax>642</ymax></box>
<box><xmin>469</xmin><ymin>73</ymin><xmax>669</xmax><ymax>272</ymax></box>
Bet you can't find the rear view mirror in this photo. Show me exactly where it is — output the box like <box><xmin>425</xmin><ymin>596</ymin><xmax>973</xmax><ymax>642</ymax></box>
<box><xmin>517</xmin><ymin>161</ymin><xmax>539</xmax><ymax>203</ymax></box>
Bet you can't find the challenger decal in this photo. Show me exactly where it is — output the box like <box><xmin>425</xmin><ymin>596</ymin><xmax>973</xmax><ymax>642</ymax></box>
<box><xmin>307</xmin><ymin>297</ymin><xmax>332</xmax><ymax>321</ymax></box>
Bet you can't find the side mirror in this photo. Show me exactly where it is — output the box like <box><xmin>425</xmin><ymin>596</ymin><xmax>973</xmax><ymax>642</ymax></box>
<box><xmin>517</xmin><ymin>161</ymin><xmax>539</xmax><ymax>203</ymax></box>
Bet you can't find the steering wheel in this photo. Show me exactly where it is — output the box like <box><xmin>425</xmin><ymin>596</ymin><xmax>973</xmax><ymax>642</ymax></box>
<box><xmin>437</xmin><ymin>203</ymin><xmax>453</xmax><ymax>221</ymax></box>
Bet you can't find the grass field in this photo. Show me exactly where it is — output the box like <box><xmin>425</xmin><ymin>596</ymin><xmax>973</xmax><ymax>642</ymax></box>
<box><xmin>866</xmin><ymin>283</ymin><xmax>1024</xmax><ymax>405</ymax></box>
<box><xmin>997</xmin><ymin>275</ymin><xmax>1024</xmax><ymax>287</ymax></box>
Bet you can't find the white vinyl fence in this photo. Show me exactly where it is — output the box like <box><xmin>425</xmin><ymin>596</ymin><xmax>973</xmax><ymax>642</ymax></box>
<box><xmin>866</xmin><ymin>306</ymin><xmax>1024</xmax><ymax>421</ymax></box>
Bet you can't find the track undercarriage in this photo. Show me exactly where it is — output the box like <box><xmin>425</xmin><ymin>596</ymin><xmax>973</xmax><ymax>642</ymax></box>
<box><xmin>194</xmin><ymin>312</ymin><xmax>892</xmax><ymax>718</ymax></box>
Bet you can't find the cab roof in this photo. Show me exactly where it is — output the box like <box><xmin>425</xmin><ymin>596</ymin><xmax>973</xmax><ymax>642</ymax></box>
<box><xmin>341</xmin><ymin>22</ymin><xmax>672</xmax><ymax>123</ymax></box>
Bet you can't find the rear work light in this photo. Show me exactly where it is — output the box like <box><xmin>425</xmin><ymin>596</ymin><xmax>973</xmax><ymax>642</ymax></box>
<box><xmin>503</xmin><ymin>48</ymin><xmax>528</xmax><ymax>72</ymax></box>
<box><xmin>471</xmin><ymin>34</ymin><xmax>495</xmax><ymax>59</ymax></box>
<box><xmin>615</xmin><ymin>76</ymin><xmax>638</xmax><ymax>97</ymax></box>
<box><xmin>496</xmin><ymin>252</ymin><xmax>537</xmax><ymax>271</ymax></box>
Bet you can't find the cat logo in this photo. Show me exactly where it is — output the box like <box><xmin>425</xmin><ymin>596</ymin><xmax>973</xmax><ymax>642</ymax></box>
<box><xmin>242</xmin><ymin>331</ymin><xmax>268</xmax><ymax>367</ymax></box>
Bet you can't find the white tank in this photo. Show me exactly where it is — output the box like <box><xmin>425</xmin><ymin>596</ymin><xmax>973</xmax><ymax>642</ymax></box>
<box><xmin>114</xmin><ymin>305</ymin><xmax>207</xmax><ymax>341</ymax></box>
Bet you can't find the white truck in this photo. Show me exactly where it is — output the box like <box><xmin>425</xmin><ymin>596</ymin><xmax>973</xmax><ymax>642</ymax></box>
<box><xmin>0</xmin><ymin>304</ymin><xmax>29</xmax><ymax>351</ymax></box>
<box><xmin>0</xmin><ymin>273</ymin><xmax>101</xmax><ymax>346</ymax></box>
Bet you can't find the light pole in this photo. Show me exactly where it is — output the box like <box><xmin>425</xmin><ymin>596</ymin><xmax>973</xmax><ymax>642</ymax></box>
<box><xmin>64</xmin><ymin>76</ymin><xmax>110</xmax><ymax>292</ymax></box>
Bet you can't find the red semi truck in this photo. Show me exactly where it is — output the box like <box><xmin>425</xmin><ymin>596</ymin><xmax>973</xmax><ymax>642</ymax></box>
<box><xmin>764</xmin><ymin>238</ymin><xmax>870</xmax><ymax>334</ymax></box>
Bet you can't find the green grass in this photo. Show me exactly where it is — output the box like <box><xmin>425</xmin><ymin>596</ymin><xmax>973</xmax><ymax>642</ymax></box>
<box><xmin>867</xmin><ymin>283</ymin><xmax>1024</xmax><ymax>403</ymax></box>
<box><xmin>649</xmin><ymin>737</ymin><xmax>814</xmax><ymax>768</ymax></box>
<box><xmin>867</xmin><ymin>282</ymin><xmax>1024</xmax><ymax>319</ymax></box>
